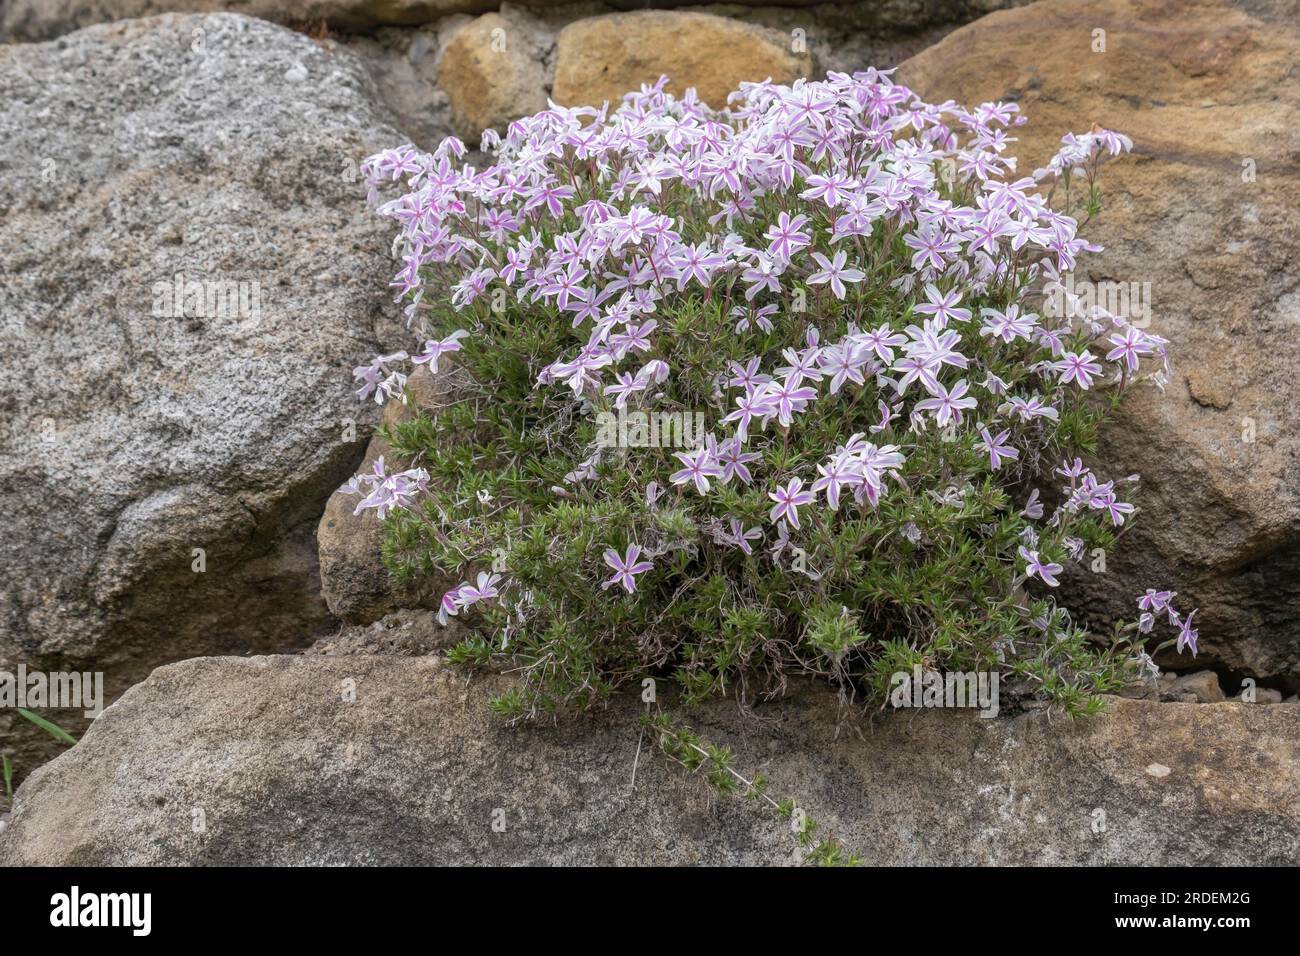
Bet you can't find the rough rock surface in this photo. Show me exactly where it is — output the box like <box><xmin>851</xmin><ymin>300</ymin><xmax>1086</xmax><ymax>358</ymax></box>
<box><xmin>0</xmin><ymin>13</ymin><xmax>409</xmax><ymax>774</ymax></box>
<box><xmin>306</xmin><ymin>609</ymin><xmax>461</xmax><ymax>656</ymax></box>
<box><xmin>317</xmin><ymin>367</ymin><xmax>455</xmax><ymax>623</ymax></box>
<box><xmin>436</xmin><ymin>11</ymin><xmax>549</xmax><ymax>142</ymax></box>
<box><xmin>899</xmin><ymin>0</ymin><xmax>1300</xmax><ymax>689</ymax></box>
<box><xmin>0</xmin><ymin>1</ymin><xmax>1032</xmax><ymax>45</ymax></box>
<box><xmin>552</xmin><ymin>11</ymin><xmax>813</xmax><ymax>110</ymax></box>
<box><xmin>0</xmin><ymin>1</ymin><xmax>503</xmax><ymax>42</ymax></box>
<box><xmin>1</xmin><ymin>655</ymin><xmax>1295</xmax><ymax>865</ymax></box>
<box><xmin>1163</xmin><ymin>671</ymin><xmax>1227</xmax><ymax>704</ymax></box>
<box><xmin>342</xmin><ymin>24</ymin><xmax>454</xmax><ymax>150</ymax></box>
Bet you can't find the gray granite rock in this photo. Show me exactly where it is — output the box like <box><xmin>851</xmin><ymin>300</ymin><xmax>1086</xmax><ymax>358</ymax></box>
<box><xmin>0</xmin><ymin>13</ymin><xmax>411</xmax><ymax>774</ymax></box>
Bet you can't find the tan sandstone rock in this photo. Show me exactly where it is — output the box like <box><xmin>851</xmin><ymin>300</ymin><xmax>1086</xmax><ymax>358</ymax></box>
<box><xmin>1</xmin><ymin>656</ymin><xmax>1296</xmax><ymax>865</ymax></box>
<box><xmin>317</xmin><ymin>366</ymin><xmax>456</xmax><ymax>623</ymax></box>
<box><xmin>552</xmin><ymin>11</ymin><xmax>813</xmax><ymax>111</ymax></box>
<box><xmin>436</xmin><ymin>11</ymin><xmax>549</xmax><ymax>143</ymax></box>
<box><xmin>899</xmin><ymin>0</ymin><xmax>1300</xmax><ymax>689</ymax></box>
<box><xmin>1164</xmin><ymin>671</ymin><xmax>1226</xmax><ymax>704</ymax></box>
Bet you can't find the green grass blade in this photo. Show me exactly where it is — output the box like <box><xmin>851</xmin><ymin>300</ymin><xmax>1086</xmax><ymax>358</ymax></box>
<box><xmin>16</xmin><ymin>708</ymin><xmax>77</xmax><ymax>746</ymax></box>
<box><xmin>2</xmin><ymin>754</ymin><xmax>11</xmax><ymax>803</ymax></box>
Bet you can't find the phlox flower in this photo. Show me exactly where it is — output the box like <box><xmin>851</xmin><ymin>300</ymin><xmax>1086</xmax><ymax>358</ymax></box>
<box><xmin>769</xmin><ymin>478</ymin><xmax>814</xmax><ymax>529</ymax></box>
<box><xmin>1105</xmin><ymin>326</ymin><xmax>1152</xmax><ymax>372</ymax></box>
<box><xmin>1055</xmin><ymin>350</ymin><xmax>1104</xmax><ymax>389</ymax></box>
<box><xmin>670</xmin><ymin>447</ymin><xmax>723</xmax><ymax>495</ymax></box>
<box><xmin>602</xmin><ymin>544</ymin><xmax>654</xmax><ymax>594</ymax></box>
<box><xmin>413</xmin><ymin>330</ymin><xmax>468</xmax><ymax>373</ymax></box>
<box><xmin>914</xmin><ymin>283</ymin><xmax>971</xmax><ymax>326</ymax></box>
<box><xmin>976</xmin><ymin>427</ymin><xmax>1019</xmax><ymax>470</ymax></box>
<box><xmin>353</xmin><ymin>351</ymin><xmax>409</xmax><ymax>403</ymax></box>
<box><xmin>1137</xmin><ymin>588</ymin><xmax>1176</xmax><ymax>614</ymax></box>
<box><xmin>807</xmin><ymin>250</ymin><xmax>865</xmax><ymax>299</ymax></box>
<box><xmin>915</xmin><ymin>378</ymin><xmax>977</xmax><ymax>427</ymax></box>
<box><xmin>764</xmin><ymin>211</ymin><xmax>810</xmax><ymax>261</ymax></box>
<box><xmin>1175</xmin><ymin>608</ymin><xmax>1199</xmax><ymax>656</ymax></box>
<box><xmin>1019</xmin><ymin>546</ymin><xmax>1063</xmax><ymax>587</ymax></box>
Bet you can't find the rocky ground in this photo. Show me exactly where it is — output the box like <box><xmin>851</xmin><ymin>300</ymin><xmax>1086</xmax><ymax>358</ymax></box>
<box><xmin>1</xmin><ymin>0</ymin><xmax>1297</xmax><ymax>863</ymax></box>
<box><xmin>3</xmin><ymin>656</ymin><xmax>1296</xmax><ymax>865</ymax></box>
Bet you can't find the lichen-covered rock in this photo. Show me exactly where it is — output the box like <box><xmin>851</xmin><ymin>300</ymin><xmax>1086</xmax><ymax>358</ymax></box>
<box><xmin>0</xmin><ymin>13</ymin><xmax>409</xmax><ymax>774</ymax></box>
<box><xmin>1</xmin><ymin>655</ymin><xmax>1295</xmax><ymax>865</ymax></box>
<box><xmin>899</xmin><ymin>0</ymin><xmax>1300</xmax><ymax>690</ymax></box>
<box><xmin>552</xmin><ymin>11</ymin><xmax>812</xmax><ymax>111</ymax></box>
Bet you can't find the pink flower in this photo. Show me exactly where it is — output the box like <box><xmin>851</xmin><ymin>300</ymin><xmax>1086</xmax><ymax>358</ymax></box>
<box><xmin>413</xmin><ymin>330</ymin><xmax>467</xmax><ymax>374</ymax></box>
<box><xmin>915</xmin><ymin>378</ymin><xmax>978</xmax><ymax>427</ymax></box>
<box><xmin>1105</xmin><ymin>327</ymin><xmax>1151</xmax><ymax>372</ymax></box>
<box><xmin>769</xmin><ymin>477</ymin><xmax>814</xmax><ymax>529</ymax></box>
<box><xmin>670</xmin><ymin>448</ymin><xmax>723</xmax><ymax>495</ymax></box>
<box><xmin>458</xmin><ymin>571</ymin><xmax>502</xmax><ymax>606</ymax></box>
<box><xmin>1176</xmin><ymin>608</ymin><xmax>1199</xmax><ymax>656</ymax></box>
<box><xmin>436</xmin><ymin>587</ymin><xmax>462</xmax><ymax>626</ymax></box>
<box><xmin>602</xmin><ymin>545</ymin><xmax>654</xmax><ymax>594</ymax></box>
<box><xmin>723</xmin><ymin>387</ymin><xmax>777</xmax><ymax>442</ymax></box>
<box><xmin>1055</xmin><ymin>350</ymin><xmax>1104</xmax><ymax>389</ymax></box>
<box><xmin>1018</xmin><ymin>546</ymin><xmax>1063</xmax><ymax>587</ymax></box>
<box><xmin>976</xmin><ymin>427</ymin><xmax>1019</xmax><ymax>470</ymax></box>
<box><xmin>764</xmin><ymin>211</ymin><xmax>810</xmax><ymax>261</ymax></box>
<box><xmin>808</xmin><ymin>250</ymin><xmax>866</xmax><ymax>299</ymax></box>
<box><xmin>914</xmin><ymin>283</ymin><xmax>971</xmax><ymax>326</ymax></box>
<box><xmin>669</xmin><ymin>241</ymin><xmax>727</xmax><ymax>291</ymax></box>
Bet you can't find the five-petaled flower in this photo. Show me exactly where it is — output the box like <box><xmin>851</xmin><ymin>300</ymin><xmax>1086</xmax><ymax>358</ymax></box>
<box><xmin>1175</xmin><ymin>608</ymin><xmax>1199</xmax><ymax>656</ymax></box>
<box><xmin>1055</xmin><ymin>350</ymin><xmax>1104</xmax><ymax>389</ymax></box>
<box><xmin>915</xmin><ymin>378</ymin><xmax>978</xmax><ymax>427</ymax></box>
<box><xmin>602</xmin><ymin>545</ymin><xmax>654</xmax><ymax>594</ymax></box>
<box><xmin>769</xmin><ymin>477</ymin><xmax>814</xmax><ymax>529</ymax></box>
<box><xmin>413</xmin><ymin>329</ymin><xmax>468</xmax><ymax>374</ymax></box>
<box><xmin>807</xmin><ymin>250</ymin><xmax>865</xmax><ymax>299</ymax></box>
<box><xmin>976</xmin><ymin>427</ymin><xmax>1020</xmax><ymax>470</ymax></box>
<box><xmin>670</xmin><ymin>448</ymin><xmax>723</xmax><ymax>495</ymax></box>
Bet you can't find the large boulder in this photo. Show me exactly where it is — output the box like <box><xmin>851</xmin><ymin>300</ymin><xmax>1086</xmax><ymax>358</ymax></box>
<box><xmin>552</xmin><ymin>11</ymin><xmax>813</xmax><ymax>110</ymax></box>
<box><xmin>0</xmin><ymin>13</ymin><xmax>409</xmax><ymax>774</ymax></box>
<box><xmin>899</xmin><ymin>0</ymin><xmax>1300</xmax><ymax>689</ymax></box>
<box><xmin>1</xmin><ymin>655</ymin><xmax>1295</xmax><ymax>864</ymax></box>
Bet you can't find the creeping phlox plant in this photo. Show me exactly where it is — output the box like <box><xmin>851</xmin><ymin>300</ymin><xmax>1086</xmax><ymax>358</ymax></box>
<box><xmin>351</xmin><ymin>70</ymin><xmax>1196</xmax><ymax>721</ymax></box>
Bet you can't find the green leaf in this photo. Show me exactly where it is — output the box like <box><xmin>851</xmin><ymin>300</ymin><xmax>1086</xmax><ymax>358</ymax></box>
<box><xmin>17</xmin><ymin>708</ymin><xmax>77</xmax><ymax>746</ymax></box>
